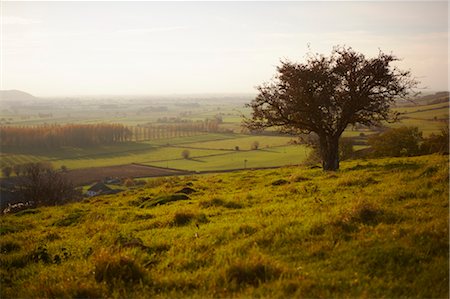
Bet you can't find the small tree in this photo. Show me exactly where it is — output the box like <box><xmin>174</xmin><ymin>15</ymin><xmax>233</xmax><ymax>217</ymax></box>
<box><xmin>2</xmin><ymin>166</ymin><xmax>12</xmax><ymax>178</ymax></box>
<box><xmin>17</xmin><ymin>162</ymin><xmax>79</xmax><ymax>207</ymax></box>
<box><xmin>368</xmin><ymin>126</ymin><xmax>422</xmax><ymax>157</ymax></box>
<box><xmin>245</xmin><ymin>46</ymin><xmax>417</xmax><ymax>170</ymax></box>
<box><xmin>251</xmin><ymin>141</ymin><xmax>260</xmax><ymax>150</ymax></box>
<box><xmin>181</xmin><ymin>149</ymin><xmax>190</xmax><ymax>159</ymax></box>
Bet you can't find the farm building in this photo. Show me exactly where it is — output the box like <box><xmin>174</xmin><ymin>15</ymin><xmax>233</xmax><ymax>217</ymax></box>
<box><xmin>86</xmin><ymin>182</ymin><xmax>114</xmax><ymax>197</ymax></box>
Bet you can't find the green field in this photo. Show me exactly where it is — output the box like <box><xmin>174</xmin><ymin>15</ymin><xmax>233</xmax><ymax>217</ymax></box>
<box><xmin>1</xmin><ymin>155</ymin><xmax>448</xmax><ymax>298</ymax></box>
<box><xmin>1</xmin><ymin>99</ymin><xmax>448</xmax><ymax>173</ymax></box>
<box><xmin>392</xmin><ymin>102</ymin><xmax>449</xmax><ymax>136</ymax></box>
<box><xmin>147</xmin><ymin>145</ymin><xmax>311</xmax><ymax>171</ymax></box>
<box><xmin>0</xmin><ymin>134</ymin><xmax>305</xmax><ymax>172</ymax></box>
<box><xmin>185</xmin><ymin>135</ymin><xmax>295</xmax><ymax>150</ymax></box>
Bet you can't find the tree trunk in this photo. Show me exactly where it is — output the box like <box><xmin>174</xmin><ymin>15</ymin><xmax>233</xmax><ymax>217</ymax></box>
<box><xmin>319</xmin><ymin>135</ymin><xmax>340</xmax><ymax>171</ymax></box>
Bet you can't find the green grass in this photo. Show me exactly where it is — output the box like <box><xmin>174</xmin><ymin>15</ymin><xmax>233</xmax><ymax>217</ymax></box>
<box><xmin>392</xmin><ymin>102</ymin><xmax>449</xmax><ymax>136</ymax></box>
<box><xmin>185</xmin><ymin>135</ymin><xmax>294</xmax><ymax>150</ymax></box>
<box><xmin>1</xmin><ymin>155</ymin><xmax>448</xmax><ymax>298</ymax></box>
<box><xmin>147</xmin><ymin>145</ymin><xmax>311</xmax><ymax>171</ymax></box>
<box><xmin>395</xmin><ymin>102</ymin><xmax>449</xmax><ymax>114</ymax></box>
<box><xmin>0</xmin><ymin>134</ymin><xmax>303</xmax><ymax>171</ymax></box>
<box><xmin>0</xmin><ymin>145</ymin><xmax>229</xmax><ymax>170</ymax></box>
<box><xmin>0</xmin><ymin>134</ymin><xmax>240</xmax><ymax>169</ymax></box>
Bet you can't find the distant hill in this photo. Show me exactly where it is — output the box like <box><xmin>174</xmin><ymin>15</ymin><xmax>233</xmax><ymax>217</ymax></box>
<box><xmin>0</xmin><ymin>90</ymin><xmax>37</xmax><ymax>102</ymax></box>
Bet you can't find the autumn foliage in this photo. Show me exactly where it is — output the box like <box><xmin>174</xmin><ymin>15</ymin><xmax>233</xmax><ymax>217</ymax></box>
<box><xmin>0</xmin><ymin>123</ymin><xmax>132</xmax><ymax>148</ymax></box>
<box><xmin>0</xmin><ymin>119</ymin><xmax>223</xmax><ymax>149</ymax></box>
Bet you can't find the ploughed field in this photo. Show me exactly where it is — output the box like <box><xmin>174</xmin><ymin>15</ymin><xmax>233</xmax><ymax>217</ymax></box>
<box><xmin>0</xmin><ymin>155</ymin><xmax>448</xmax><ymax>298</ymax></box>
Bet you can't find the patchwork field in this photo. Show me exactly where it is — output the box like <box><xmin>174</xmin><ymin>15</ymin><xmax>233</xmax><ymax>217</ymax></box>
<box><xmin>0</xmin><ymin>134</ymin><xmax>309</xmax><ymax>175</ymax></box>
<box><xmin>0</xmin><ymin>155</ymin><xmax>448</xmax><ymax>298</ymax></box>
<box><xmin>1</xmin><ymin>98</ymin><xmax>448</xmax><ymax>176</ymax></box>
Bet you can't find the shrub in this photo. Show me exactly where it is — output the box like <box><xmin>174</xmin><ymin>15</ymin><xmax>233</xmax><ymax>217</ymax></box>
<box><xmin>13</xmin><ymin>164</ymin><xmax>23</xmax><ymax>176</ymax></box>
<box><xmin>421</xmin><ymin>124</ymin><xmax>449</xmax><ymax>154</ymax></box>
<box><xmin>368</xmin><ymin>126</ymin><xmax>422</xmax><ymax>157</ymax></box>
<box><xmin>124</xmin><ymin>178</ymin><xmax>135</xmax><ymax>187</ymax></box>
<box><xmin>15</xmin><ymin>162</ymin><xmax>80</xmax><ymax>207</ymax></box>
<box><xmin>181</xmin><ymin>149</ymin><xmax>190</xmax><ymax>159</ymax></box>
<box><xmin>339</xmin><ymin>137</ymin><xmax>354</xmax><ymax>160</ymax></box>
<box><xmin>251</xmin><ymin>141</ymin><xmax>260</xmax><ymax>150</ymax></box>
<box><xmin>2</xmin><ymin>166</ymin><xmax>12</xmax><ymax>178</ymax></box>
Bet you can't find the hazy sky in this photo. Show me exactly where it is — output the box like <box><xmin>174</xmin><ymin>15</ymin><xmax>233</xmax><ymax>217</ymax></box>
<box><xmin>1</xmin><ymin>1</ymin><xmax>448</xmax><ymax>96</ymax></box>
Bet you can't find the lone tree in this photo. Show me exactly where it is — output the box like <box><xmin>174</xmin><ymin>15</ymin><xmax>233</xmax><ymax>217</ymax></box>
<box><xmin>181</xmin><ymin>149</ymin><xmax>190</xmax><ymax>159</ymax></box>
<box><xmin>245</xmin><ymin>46</ymin><xmax>417</xmax><ymax>170</ymax></box>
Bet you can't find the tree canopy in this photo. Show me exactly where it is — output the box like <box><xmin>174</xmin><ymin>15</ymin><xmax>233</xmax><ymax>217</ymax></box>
<box><xmin>245</xmin><ymin>46</ymin><xmax>417</xmax><ymax>170</ymax></box>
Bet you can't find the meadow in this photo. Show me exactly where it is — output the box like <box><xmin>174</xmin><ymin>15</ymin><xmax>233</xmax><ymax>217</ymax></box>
<box><xmin>0</xmin><ymin>154</ymin><xmax>448</xmax><ymax>298</ymax></box>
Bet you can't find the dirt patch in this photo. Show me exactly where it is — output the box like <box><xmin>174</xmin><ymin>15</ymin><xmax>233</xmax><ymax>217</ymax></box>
<box><xmin>63</xmin><ymin>164</ymin><xmax>190</xmax><ymax>186</ymax></box>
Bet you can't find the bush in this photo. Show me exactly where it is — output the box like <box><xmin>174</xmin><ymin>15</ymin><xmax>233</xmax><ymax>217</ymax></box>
<box><xmin>2</xmin><ymin>166</ymin><xmax>12</xmax><ymax>178</ymax></box>
<box><xmin>301</xmin><ymin>135</ymin><xmax>354</xmax><ymax>164</ymax></box>
<box><xmin>124</xmin><ymin>178</ymin><xmax>135</xmax><ymax>187</ymax></box>
<box><xmin>251</xmin><ymin>141</ymin><xmax>260</xmax><ymax>150</ymax></box>
<box><xmin>181</xmin><ymin>149</ymin><xmax>190</xmax><ymax>159</ymax></box>
<box><xmin>13</xmin><ymin>164</ymin><xmax>23</xmax><ymax>176</ymax></box>
<box><xmin>421</xmin><ymin>124</ymin><xmax>449</xmax><ymax>154</ymax></box>
<box><xmin>368</xmin><ymin>126</ymin><xmax>422</xmax><ymax>157</ymax></box>
<box><xmin>16</xmin><ymin>162</ymin><xmax>81</xmax><ymax>207</ymax></box>
<box><xmin>339</xmin><ymin>137</ymin><xmax>354</xmax><ymax>160</ymax></box>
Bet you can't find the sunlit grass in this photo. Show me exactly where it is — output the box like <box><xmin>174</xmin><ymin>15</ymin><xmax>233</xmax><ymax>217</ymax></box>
<box><xmin>0</xmin><ymin>154</ymin><xmax>448</xmax><ymax>298</ymax></box>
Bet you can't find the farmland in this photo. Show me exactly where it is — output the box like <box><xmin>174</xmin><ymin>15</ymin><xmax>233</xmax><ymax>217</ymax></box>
<box><xmin>0</xmin><ymin>154</ymin><xmax>447</xmax><ymax>298</ymax></box>
<box><xmin>0</xmin><ymin>132</ymin><xmax>309</xmax><ymax>175</ymax></box>
<box><xmin>0</xmin><ymin>93</ymin><xmax>448</xmax><ymax>177</ymax></box>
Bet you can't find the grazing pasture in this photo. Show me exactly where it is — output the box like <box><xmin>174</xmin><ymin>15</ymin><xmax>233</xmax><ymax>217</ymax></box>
<box><xmin>0</xmin><ymin>155</ymin><xmax>447</xmax><ymax>298</ymax></box>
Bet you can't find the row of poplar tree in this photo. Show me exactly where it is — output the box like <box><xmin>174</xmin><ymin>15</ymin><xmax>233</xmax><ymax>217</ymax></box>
<box><xmin>0</xmin><ymin>119</ymin><xmax>222</xmax><ymax>148</ymax></box>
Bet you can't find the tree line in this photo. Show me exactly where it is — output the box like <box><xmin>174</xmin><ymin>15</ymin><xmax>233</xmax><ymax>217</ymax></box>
<box><xmin>0</xmin><ymin>119</ymin><xmax>223</xmax><ymax>149</ymax></box>
<box><xmin>132</xmin><ymin>119</ymin><xmax>221</xmax><ymax>142</ymax></box>
<box><xmin>0</xmin><ymin>123</ymin><xmax>132</xmax><ymax>148</ymax></box>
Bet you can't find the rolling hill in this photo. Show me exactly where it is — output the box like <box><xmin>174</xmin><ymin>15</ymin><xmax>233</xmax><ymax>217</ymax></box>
<box><xmin>0</xmin><ymin>90</ymin><xmax>37</xmax><ymax>103</ymax></box>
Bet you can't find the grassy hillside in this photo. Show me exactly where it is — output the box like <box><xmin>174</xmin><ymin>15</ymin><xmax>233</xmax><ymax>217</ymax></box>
<box><xmin>1</xmin><ymin>154</ymin><xmax>448</xmax><ymax>298</ymax></box>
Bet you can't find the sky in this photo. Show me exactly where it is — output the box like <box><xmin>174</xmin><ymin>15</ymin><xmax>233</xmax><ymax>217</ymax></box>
<box><xmin>1</xmin><ymin>1</ymin><xmax>448</xmax><ymax>97</ymax></box>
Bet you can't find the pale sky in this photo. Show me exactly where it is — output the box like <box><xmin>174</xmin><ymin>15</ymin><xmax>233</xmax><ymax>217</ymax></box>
<box><xmin>1</xmin><ymin>1</ymin><xmax>448</xmax><ymax>97</ymax></box>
